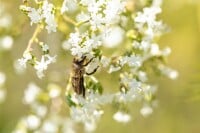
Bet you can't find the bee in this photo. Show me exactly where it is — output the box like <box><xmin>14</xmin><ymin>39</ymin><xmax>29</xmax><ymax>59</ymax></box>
<box><xmin>71</xmin><ymin>56</ymin><xmax>99</xmax><ymax>97</ymax></box>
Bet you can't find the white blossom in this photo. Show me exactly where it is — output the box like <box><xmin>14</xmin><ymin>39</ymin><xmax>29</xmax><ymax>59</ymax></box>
<box><xmin>0</xmin><ymin>35</ymin><xmax>13</xmax><ymax>50</ymax></box>
<box><xmin>41</xmin><ymin>120</ymin><xmax>58</xmax><ymax>133</ymax></box>
<box><xmin>134</xmin><ymin>5</ymin><xmax>163</xmax><ymax>39</ymax></box>
<box><xmin>26</xmin><ymin>115</ymin><xmax>41</xmax><ymax>130</ymax></box>
<box><xmin>32</xmin><ymin>104</ymin><xmax>48</xmax><ymax>118</ymax></box>
<box><xmin>150</xmin><ymin>43</ymin><xmax>160</xmax><ymax>55</ymax></box>
<box><xmin>76</xmin><ymin>12</ymin><xmax>90</xmax><ymax>23</ymax></box>
<box><xmin>108</xmin><ymin>65</ymin><xmax>121</xmax><ymax>73</ymax></box>
<box><xmin>26</xmin><ymin>1</ymin><xmax>57</xmax><ymax>33</ymax></box>
<box><xmin>140</xmin><ymin>106</ymin><xmax>153</xmax><ymax>117</ymax></box>
<box><xmin>138</xmin><ymin>71</ymin><xmax>148</xmax><ymax>82</ymax></box>
<box><xmin>23</xmin><ymin>83</ymin><xmax>41</xmax><ymax>104</ymax></box>
<box><xmin>85</xmin><ymin>58</ymin><xmax>99</xmax><ymax>74</ymax></box>
<box><xmin>28</xmin><ymin>8</ymin><xmax>42</xmax><ymax>25</ymax></box>
<box><xmin>48</xmin><ymin>84</ymin><xmax>61</xmax><ymax>98</ymax></box>
<box><xmin>113</xmin><ymin>111</ymin><xmax>131</xmax><ymax>123</ymax></box>
<box><xmin>158</xmin><ymin>64</ymin><xmax>179</xmax><ymax>80</ymax></box>
<box><xmin>18</xmin><ymin>51</ymin><xmax>32</xmax><ymax>68</ymax></box>
<box><xmin>133</xmin><ymin>41</ymin><xmax>151</xmax><ymax>51</ymax></box>
<box><xmin>135</xmin><ymin>7</ymin><xmax>161</xmax><ymax>25</ymax></box>
<box><xmin>100</xmin><ymin>56</ymin><xmax>110</xmax><ymax>67</ymax></box>
<box><xmin>104</xmin><ymin>0</ymin><xmax>125</xmax><ymax>24</ymax></box>
<box><xmin>41</xmin><ymin>44</ymin><xmax>49</xmax><ymax>52</ymax></box>
<box><xmin>0</xmin><ymin>4</ymin><xmax>12</xmax><ymax>28</ymax></box>
<box><xmin>120</xmin><ymin>55</ymin><xmax>142</xmax><ymax>67</ymax></box>
<box><xmin>61</xmin><ymin>0</ymin><xmax>78</xmax><ymax>14</ymax></box>
<box><xmin>34</xmin><ymin>55</ymin><xmax>56</xmax><ymax>78</ymax></box>
<box><xmin>103</xmin><ymin>26</ymin><xmax>125</xmax><ymax>48</ymax></box>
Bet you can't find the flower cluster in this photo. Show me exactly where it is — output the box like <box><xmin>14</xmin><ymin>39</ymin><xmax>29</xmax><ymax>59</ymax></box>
<box><xmin>62</xmin><ymin>31</ymin><xmax>101</xmax><ymax>58</ymax></box>
<box><xmin>15</xmin><ymin>0</ymin><xmax>178</xmax><ymax>132</ymax></box>
<box><xmin>13</xmin><ymin>83</ymin><xmax>76</xmax><ymax>133</ymax></box>
<box><xmin>0</xmin><ymin>3</ymin><xmax>12</xmax><ymax>28</ymax></box>
<box><xmin>62</xmin><ymin>0</ymin><xmax>178</xmax><ymax>130</ymax></box>
<box><xmin>0</xmin><ymin>3</ymin><xmax>14</xmax><ymax>51</ymax></box>
<box><xmin>18</xmin><ymin>44</ymin><xmax>56</xmax><ymax>78</ymax></box>
<box><xmin>18</xmin><ymin>1</ymin><xmax>57</xmax><ymax>78</ymax></box>
<box><xmin>20</xmin><ymin>0</ymin><xmax>57</xmax><ymax>33</ymax></box>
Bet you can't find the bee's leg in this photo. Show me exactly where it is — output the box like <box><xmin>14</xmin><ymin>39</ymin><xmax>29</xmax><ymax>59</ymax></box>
<box><xmin>80</xmin><ymin>76</ymin><xmax>85</xmax><ymax>97</ymax></box>
<box><xmin>82</xmin><ymin>57</ymin><xmax>94</xmax><ymax>66</ymax></box>
<box><xmin>86</xmin><ymin>66</ymin><xmax>99</xmax><ymax>75</ymax></box>
<box><xmin>78</xmin><ymin>56</ymin><xmax>86</xmax><ymax>64</ymax></box>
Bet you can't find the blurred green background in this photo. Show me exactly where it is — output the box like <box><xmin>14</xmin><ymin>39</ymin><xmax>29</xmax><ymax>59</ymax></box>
<box><xmin>0</xmin><ymin>0</ymin><xmax>200</xmax><ymax>133</ymax></box>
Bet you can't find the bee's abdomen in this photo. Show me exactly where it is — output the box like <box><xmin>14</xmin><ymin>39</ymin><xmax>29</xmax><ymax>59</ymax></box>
<box><xmin>71</xmin><ymin>73</ymin><xmax>85</xmax><ymax>97</ymax></box>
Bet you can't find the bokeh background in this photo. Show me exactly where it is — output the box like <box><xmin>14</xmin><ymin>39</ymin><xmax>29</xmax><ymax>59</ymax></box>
<box><xmin>0</xmin><ymin>0</ymin><xmax>200</xmax><ymax>133</ymax></box>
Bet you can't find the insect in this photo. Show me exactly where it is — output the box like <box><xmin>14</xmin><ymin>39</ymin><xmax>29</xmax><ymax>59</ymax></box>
<box><xmin>71</xmin><ymin>56</ymin><xmax>99</xmax><ymax>97</ymax></box>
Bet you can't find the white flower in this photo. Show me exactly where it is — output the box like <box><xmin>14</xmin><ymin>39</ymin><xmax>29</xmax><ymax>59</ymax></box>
<box><xmin>41</xmin><ymin>120</ymin><xmax>58</xmax><ymax>133</ymax></box>
<box><xmin>26</xmin><ymin>115</ymin><xmax>41</xmax><ymax>130</ymax></box>
<box><xmin>0</xmin><ymin>5</ymin><xmax>12</xmax><ymax>28</ymax></box>
<box><xmin>26</xmin><ymin>1</ymin><xmax>57</xmax><ymax>33</ymax></box>
<box><xmin>42</xmin><ymin>1</ymin><xmax>54</xmax><ymax>17</ymax></box>
<box><xmin>18</xmin><ymin>58</ymin><xmax>28</xmax><ymax>68</ymax></box>
<box><xmin>85</xmin><ymin>58</ymin><xmax>99</xmax><ymax>74</ymax></box>
<box><xmin>18</xmin><ymin>51</ymin><xmax>32</xmax><ymax>68</ymax></box>
<box><xmin>133</xmin><ymin>41</ymin><xmax>151</xmax><ymax>51</ymax></box>
<box><xmin>62</xmin><ymin>40</ymin><xmax>71</xmax><ymax>50</ymax></box>
<box><xmin>120</xmin><ymin>55</ymin><xmax>142</xmax><ymax>67</ymax></box>
<box><xmin>108</xmin><ymin>65</ymin><xmax>121</xmax><ymax>73</ymax></box>
<box><xmin>76</xmin><ymin>12</ymin><xmax>90</xmax><ymax>23</ymax></box>
<box><xmin>138</xmin><ymin>71</ymin><xmax>148</xmax><ymax>82</ymax></box>
<box><xmin>113</xmin><ymin>111</ymin><xmax>131</xmax><ymax>123</ymax></box>
<box><xmin>41</xmin><ymin>44</ymin><xmax>49</xmax><ymax>52</ymax></box>
<box><xmin>158</xmin><ymin>65</ymin><xmax>178</xmax><ymax>80</ymax></box>
<box><xmin>34</xmin><ymin>57</ymin><xmax>48</xmax><ymax>78</ymax></box>
<box><xmin>140</xmin><ymin>106</ymin><xmax>153</xmax><ymax>117</ymax></box>
<box><xmin>0</xmin><ymin>35</ymin><xmax>13</xmax><ymax>50</ymax></box>
<box><xmin>103</xmin><ymin>26</ymin><xmax>124</xmax><ymax>48</ymax></box>
<box><xmin>152</xmin><ymin>0</ymin><xmax>163</xmax><ymax>7</ymax></box>
<box><xmin>23</xmin><ymin>83</ymin><xmax>41</xmax><ymax>104</ymax></box>
<box><xmin>168</xmin><ymin>70</ymin><xmax>179</xmax><ymax>80</ymax></box>
<box><xmin>134</xmin><ymin>5</ymin><xmax>163</xmax><ymax>39</ymax></box>
<box><xmin>44</xmin><ymin>15</ymin><xmax>57</xmax><ymax>33</ymax></box>
<box><xmin>48</xmin><ymin>84</ymin><xmax>61</xmax><ymax>98</ymax></box>
<box><xmin>34</xmin><ymin>55</ymin><xmax>56</xmax><ymax>78</ymax></box>
<box><xmin>80</xmin><ymin>0</ymin><xmax>95</xmax><ymax>6</ymax></box>
<box><xmin>135</xmin><ymin>7</ymin><xmax>161</xmax><ymax>25</ymax></box>
<box><xmin>14</xmin><ymin>60</ymin><xmax>26</xmax><ymax>74</ymax></box>
<box><xmin>41</xmin><ymin>1</ymin><xmax>57</xmax><ymax>33</ymax></box>
<box><xmin>100</xmin><ymin>56</ymin><xmax>110</xmax><ymax>67</ymax></box>
<box><xmin>90</xmin><ymin>13</ymin><xmax>105</xmax><ymax>31</ymax></box>
<box><xmin>28</xmin><ymin>8</ymin><xmax>42</xmax><ymax>25</ymax></box>
<box><xmin>128</xmin><ymin>79</ymin><xmax>142</xmax><ymax>91</ymax></box>
<box><xmin>33</xmin><ymin>104</ymin><xmax>47</xmax><ymax>118</ymax></box>
<box><xmin>61</xmin><ymin>0</ymin><xmax>78</xmax><ymax>14</ymax></box>
<box><xmin>84</xmin><ymin>121</ymin><xmax>97</xmax><ymax>132</ymax></box>
<box><xmin>68</xmin><ymin>32</ymin><xmax>81</xmax><ymax>47</ymax></box>
<box><xmin>104</xmin><ymin>0</ymin><xmax>125</xmax><ymax>24</ymax></box>
<box><xmin>88</xmin><ymin>3</ymin><xmax>101</xmax><ymax>14</ymax></box>
<box><xmin>150</xmin><ymin>43</ymin><xmax>160</xmax><ymax>55</ymax></box>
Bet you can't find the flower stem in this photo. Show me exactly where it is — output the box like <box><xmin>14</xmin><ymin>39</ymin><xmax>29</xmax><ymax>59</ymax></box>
<box><xmin>76</xmin><ymin>20</ymin><xmax>90</xmax><ymax>27</ymax></box>
<box><xmin>63</xmin><ymin>15</ymin><xmax>77</xmax><ymax>26</ymax></box>
<box><xmin>26</xmin><ymin>25</ymin><xmax>42</xmax><ymax>51</ymax></box>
